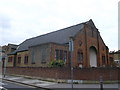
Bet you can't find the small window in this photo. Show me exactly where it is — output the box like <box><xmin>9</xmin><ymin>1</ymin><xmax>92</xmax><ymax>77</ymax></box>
<box><xmin>102</xmin><ymin>56</ymin><xmax>105</xmax><ymax>65</ymax></box>
<box><xmin>8</xmin><ymin>57</ymin><xmax>12</xmax><ymax>62</ymax></box>
<box><xmin>64</xmin><ymin>51</ymin><xmax>67</xmax><ymax>62</ymax></box>
<box><xmin>55</xmin><ymin>49</ymin><xmax>59</xmax><ymax>60</ymax></box>
<box><xmin>77</xmin><ymin>51</ymin><xmax>83</xmax><ymax>64</ymax></box>
<box><xmin>18</xmin><ymin>56</ymin><xmax>21</xmax><ymax>64</ymax></box>
<box><xmin>41</xmin><ymin>50</ymin><xmax>46</xmax><ymax>64</ymax></box>
<box><xmin>24</xmin><ymin>55</ymin><xmax>28</xmax><ymax>64</ymax></box>
<box><xmin>31</xmin><ymin>51</ymin><xmax>35</xmax><ymax>64</ymax></box>
<box><xmin>60</xmin><ymin>50</ymin><xmax>63</xmax><ymax>60</ymax></box>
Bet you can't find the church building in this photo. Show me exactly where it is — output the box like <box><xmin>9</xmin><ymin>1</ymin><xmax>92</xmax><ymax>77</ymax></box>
<box><xmin>6</xmin><ymin>19</ymin><xmax>110</xmax><ymax>68</ymax></box>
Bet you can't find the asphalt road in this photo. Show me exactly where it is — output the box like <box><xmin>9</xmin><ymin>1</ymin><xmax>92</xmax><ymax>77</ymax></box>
<box><xmin>1</xmin><ymin>80</ymin><xmax>45</xmax><ymax>90</ymax></box>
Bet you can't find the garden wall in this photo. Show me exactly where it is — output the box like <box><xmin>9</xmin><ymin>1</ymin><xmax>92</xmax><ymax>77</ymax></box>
<box><xmin>5</xmin><ymin>67</ymin><xmax>120</xmax><ymax>81</ymax></box>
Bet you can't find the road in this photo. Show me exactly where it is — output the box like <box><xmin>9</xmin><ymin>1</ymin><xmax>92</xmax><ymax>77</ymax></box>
<box><xmin>1</xmin><ymin>80</ymin><xmax>46</xmax><ymax>90</ymax></box>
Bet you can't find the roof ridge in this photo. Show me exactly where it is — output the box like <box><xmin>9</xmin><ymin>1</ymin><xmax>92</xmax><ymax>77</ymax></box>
<box><xmin>8</xmin><ymin>43</ymin><xmax>18</xmax><ymax>46</ymax></box>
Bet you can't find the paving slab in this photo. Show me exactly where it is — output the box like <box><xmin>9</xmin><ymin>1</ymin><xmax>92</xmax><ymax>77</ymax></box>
<box><xmin>2</xmin><ymin>75</ymin><xmax>119</xmax><ymax>89</ymax></box>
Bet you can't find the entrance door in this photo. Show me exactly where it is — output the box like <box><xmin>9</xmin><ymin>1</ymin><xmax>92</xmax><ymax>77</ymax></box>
<box><xmin>89</xmin><ymin>46</ymin><xmax>97</xmax><ymax>67</ymax></box>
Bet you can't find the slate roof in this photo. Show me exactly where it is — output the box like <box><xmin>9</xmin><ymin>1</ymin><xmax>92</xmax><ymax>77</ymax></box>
<box><xmin>11</xmin><ymin>19</ymin><xmax>96</xmax><ymax>54</ymax></box>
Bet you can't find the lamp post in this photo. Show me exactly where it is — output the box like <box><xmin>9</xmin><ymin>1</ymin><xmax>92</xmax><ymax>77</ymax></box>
<box><xmin>69</xmin><ymin>36</ymin><xmax>74</xmax><ymax>89</ymax></box>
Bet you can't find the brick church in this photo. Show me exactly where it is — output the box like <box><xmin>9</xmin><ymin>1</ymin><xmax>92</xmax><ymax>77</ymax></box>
<box><xmin>7</xmin><ymin>19</ymin><xmax>110</xmax><ymax>68</ymax></box>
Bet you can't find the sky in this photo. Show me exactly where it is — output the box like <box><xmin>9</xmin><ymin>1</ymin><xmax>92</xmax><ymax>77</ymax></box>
<box><xmin>0</xmin><ymin>0</ymin><xmax>119</xmax><ymax>51</ymax></box>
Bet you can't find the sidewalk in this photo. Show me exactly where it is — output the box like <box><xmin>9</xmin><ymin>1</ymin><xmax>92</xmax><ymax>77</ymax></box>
<box><xmin>2</xmin><ymin>75</ymin><xmax>119</xmax><ymax>89</ymax></box>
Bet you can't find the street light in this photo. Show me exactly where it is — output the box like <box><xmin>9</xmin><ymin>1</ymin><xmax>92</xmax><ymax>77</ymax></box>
<box><xmin>69</xmin><ymin>36</ymin><xmax>74</xmax><ymax>89</ymax></box>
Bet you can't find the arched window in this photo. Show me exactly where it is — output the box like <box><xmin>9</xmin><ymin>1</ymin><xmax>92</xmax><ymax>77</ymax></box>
<box><xmin>77</xmin><ymin>50</ymin><xmax>83</xmax><ymax>64</ymax></box>
<box><xmin>102</xmin><ymin>54</ymin><xmax>106</xmax><ymax>66</ymax></box>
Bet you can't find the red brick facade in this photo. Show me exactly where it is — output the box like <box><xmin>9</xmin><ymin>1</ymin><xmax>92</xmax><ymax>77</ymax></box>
<box><xmin>49</xmin><ymin>24</ymin><xmax>110</xmax><ymax>68</ymax></box>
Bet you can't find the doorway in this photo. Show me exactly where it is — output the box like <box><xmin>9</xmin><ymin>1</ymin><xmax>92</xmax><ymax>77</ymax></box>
<box><xmin>89</xmin><ymin>46</ymin><xmax>97</xmax><ymax>67</ymax></box>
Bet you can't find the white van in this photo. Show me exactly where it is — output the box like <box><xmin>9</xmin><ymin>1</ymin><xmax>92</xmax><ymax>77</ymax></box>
<box><xmin>114</xmin><ymin>60</ymin><xmax>120</xmax><ymax>67</ymax></box>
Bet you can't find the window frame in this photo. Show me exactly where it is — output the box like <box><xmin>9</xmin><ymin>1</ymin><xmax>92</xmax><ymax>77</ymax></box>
<box><xmin>60</xmin><ymin>50</ymin><xmax>63</xmax><ymax>60</ymax></box>
<box><xmin>17</xmin><ymin>55</ymin><xmax>21</xmax><ymax>64</ymax></box>
<box><xmin>77</xmin><ymin>50</ymin><xmax>83</xmax><ymax>64</ymax></box>
<box><xmin>102</xmin><ymin>55</ymin><xmax>106</xmax><ymax>65</ymax></box>
<box><xmin>8</xmin><ymin>56</ymin><xmax>13</xmax><ymax>62</ymax></box>
<box><xmin>31</xmin><ymin>51</ymin><xmax>35</xmax><ymax>64</ymax></box>
<box><xmin>64</xmin><ymin>51</ymin><xmax>67</xmax><ymax>62</ymax></box>
<box><xmin>41</xmin><ymin>50</ymin><xmax>47</xmax><ymax>64</ymax></box>
<box><xmin>55</xmin><ymin>49</ymin><xmax>59</xmax><ymax>60</ymax></box>
<box><xmin>24</xmin><ymin>55</ymin><xmax>28</xmax><ymax>64</ymax></box>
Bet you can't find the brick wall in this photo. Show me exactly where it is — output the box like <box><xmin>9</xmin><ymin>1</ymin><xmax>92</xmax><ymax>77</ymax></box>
<box><xmin>5</xmin><ymin>67</ymin><xmax>119</xmax><ymax>81</ymax></box>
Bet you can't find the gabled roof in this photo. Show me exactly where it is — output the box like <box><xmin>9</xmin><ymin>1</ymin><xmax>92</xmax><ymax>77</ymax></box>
<box><xmin>12</xmin><ymin>19</ymin><xmax>96</xmax><ymax>53</ymax></box>
<box><xmin>8</xmin><ymin>44</ymin><xmax>18</xmax><ymax>49</ymax></box>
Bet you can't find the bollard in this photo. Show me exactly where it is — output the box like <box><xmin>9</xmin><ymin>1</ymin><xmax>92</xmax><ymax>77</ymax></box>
<box><xmin>100</xmin><ymin>80</ymin><xmax>103</xmax><ymax>90</ymax></box>
<box><xmin>100</xmin><ymin>76</ymin><xmax>103</xmax><ymax>90</ymax></box>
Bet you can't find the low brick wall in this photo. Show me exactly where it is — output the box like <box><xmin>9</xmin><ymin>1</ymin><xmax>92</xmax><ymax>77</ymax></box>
<box><xmin>5</xmin><ymin>67</ymin><xmax>120</xmax><ymax>81</ymax></box>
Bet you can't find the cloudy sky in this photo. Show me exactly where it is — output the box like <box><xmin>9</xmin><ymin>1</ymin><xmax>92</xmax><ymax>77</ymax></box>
<box><xmin>0</xmin><ymin>0</ymin><xmax>119</xmax><ymax>51</ymax></box>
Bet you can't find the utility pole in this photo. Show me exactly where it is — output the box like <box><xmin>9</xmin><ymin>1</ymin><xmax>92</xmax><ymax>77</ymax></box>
<box><xmin>69</xmin><ymin>36</ymin><xmax>74</xmax><ymax>89</ymax></box>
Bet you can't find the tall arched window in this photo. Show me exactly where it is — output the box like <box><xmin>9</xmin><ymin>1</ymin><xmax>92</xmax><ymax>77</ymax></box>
<box><xmin>77</xmin><ymin>50</ymin><xmax>83</xmax><ymax>64</ymax></box>
<box><xmin>102</xmin><ymin>54</ymin><xmax>106</xmax><ymax>66</ymax></box>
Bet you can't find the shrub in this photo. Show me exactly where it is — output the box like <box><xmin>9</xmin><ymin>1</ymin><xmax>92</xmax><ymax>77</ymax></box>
<box><xmin>49</xmin><ymin>60</ymin><xmax>65</xmax><ymax>67</ymax></box>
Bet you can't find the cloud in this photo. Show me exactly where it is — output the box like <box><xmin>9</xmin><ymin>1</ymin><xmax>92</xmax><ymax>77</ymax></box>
<box><xmin>0</xmin><ymin>15</ymin><xmax>11</xmax><ymax>28</ymax></box>
<box><xmin>0</xmin><ymin>0</ymin><xmax>119</xmax><ymax>51</ymax></box>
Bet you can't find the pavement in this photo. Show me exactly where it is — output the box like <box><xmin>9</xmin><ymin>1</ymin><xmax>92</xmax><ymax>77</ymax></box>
<box><xmin>1</xmin><ymin>75</ymin><xmax>120</xmax><ymax>89</ymax></box>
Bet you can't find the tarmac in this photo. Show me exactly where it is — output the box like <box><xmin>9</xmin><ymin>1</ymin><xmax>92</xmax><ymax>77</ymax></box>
<box><xmin>1</xmin><ymin>75</ymin><xmax>120</xmax><ymax>89</ymax></box>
